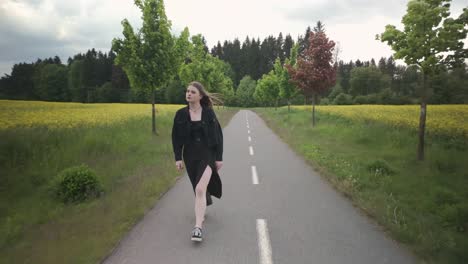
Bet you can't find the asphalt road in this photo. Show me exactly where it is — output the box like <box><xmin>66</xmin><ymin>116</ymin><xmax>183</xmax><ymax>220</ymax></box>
<box><xmin>102</xmin><ymin>110</ymin><xmax>417</xmax><ymax>264</ymax></box>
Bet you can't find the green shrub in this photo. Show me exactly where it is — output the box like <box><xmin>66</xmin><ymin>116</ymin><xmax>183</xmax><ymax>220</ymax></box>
<box><xmin>333</xmin><ymin>93</ymin><xmax>353</xmax><ymax>105</ymax></box>
<box><xmin>320</xmin><ymin>98</ymin><xmax>331</xmax><ymax>105</ymax></box>
<box><xmin>52</xmin><ymin>164</ymin><xmax>103</xmax><ymax>203</ymax></box>
<box><xmin>367</xmin><ymin>159</ymin><xmax>395</xmax><ymax>176</ymax></box>
<box><xmin>433</xmin><ymin>187</ymin><xmax>459</xmax><ymax>206</ymax></box>
<box><xmin>353</xmin><ymin>95</ymin><xmax>368</xmax><ymax>104</ymax></box>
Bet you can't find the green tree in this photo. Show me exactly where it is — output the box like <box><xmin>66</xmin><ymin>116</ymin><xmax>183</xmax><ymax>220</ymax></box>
<box><xmin>349</xmin><ymin>66</ymin><xmax>390</xmax><ymax>96</ymax></box>
<box><xmin>36</xmin><ymin>64</ymin><xmax>68</xmax><ymax>101</ymax></box>
<box><xmin>179</xmin><ymin>34</ymin><xmax>234</xmax><ymax>103</ymax></box>
<box><xmin>313</xmin><ymin>21</ymin><xmax>325</xmax><ymax>33</ymax></box>
<box><xmin>68</xmin><ymin>60</ymin><xmax>86</xmax><ymax>102</ymax></box>
<box><xmin>164</xmin><ymin>78</ymin><xmax>185</xmax><ymax>104</ymax></box>
<box><xmin>378</xmin><ymin>0</ymin><xmax>468</xmax><ymax>160</ymax></box>
<box><xmin>173</xmin><ymin>27</ymin><xmax>193</xmax><ymax>66</ymax></box>
<box><xmin>254</xmin><ymin>72</ymin><xmax>279</xmax><ymax>108</ymax></box>
<box><xmin>112</xmin><ymin>0</ymin><xmax>176</xmax><ymax>135</ymax></box>
<box><xmin>278</xmin><ymin>44</ymin><xmax>299</xmax><ymax>112</ymax></box>
<box><xmin>95</xmin><ymin>82</ymin><xmax>119</xmax><ymax>102</ymax></box>
<box><xmin>236</xmin><ymin>76</ymin><xmax>257</xmax><ymax>107</ymax></box>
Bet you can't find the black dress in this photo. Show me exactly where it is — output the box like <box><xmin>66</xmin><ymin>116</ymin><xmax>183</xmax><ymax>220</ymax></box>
<box><xmin>183</xmin><ymin>120</ymin><xmax>217</xmax><ymax>205</ymax></box>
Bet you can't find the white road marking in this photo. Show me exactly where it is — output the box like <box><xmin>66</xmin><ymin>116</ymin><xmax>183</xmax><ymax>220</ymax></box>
<box><xmin>248</xmin><ymin>130</ymin><xmax>250</xmax><ymax>134</ymax></box>
<box><xmin>249</xmin><ymin>146</ymin><xmax>254</xmax><ymax>156</ymax></box>
<box><xmin>251</xmin><ymin>166</ymin><xmax>259</xmax><ymax>184</ymax></box>
<box><xmin>256</xmin><ymin>219</ymin><xmax>273</xmax><ymax>264</ymax></box>
<box><xmin>248</xmin><ymin>136</ymin><xmax>251</xmax><ymax>142</ymax></box>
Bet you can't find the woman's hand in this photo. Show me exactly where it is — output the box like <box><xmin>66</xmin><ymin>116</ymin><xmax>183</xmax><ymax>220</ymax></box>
<box><xmin>215</xmin><ymin>161</ymin><xmax>223</xmax><ymax>171</ymax></box>
<box><xmin>175</xmin><ymin>160</ymin><xmax>184</xmax><ymax>171</ymax></box>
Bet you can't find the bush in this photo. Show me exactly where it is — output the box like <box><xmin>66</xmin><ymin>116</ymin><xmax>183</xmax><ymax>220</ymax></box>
<box><xmin>328</xmin><ymin>83</ymin><xmax>344</xmax><ymax>101</ymax></box>
<box><xmin>378</xmin><ymin>88</ymin><xmax>394</xmax><ymax>104</ymax></box>
<box><xmin>367</xmin><ymin>159</ymin><xmax>395</xmax><ymax>176</ymax></box>
<box><xmin>51</xmin><ymin>164</ymin><xmax>103</xmax><ymax>203</ymax></box>
<box><xmin>320</xmin><ymin>98</ymin><xmax>331</xmax><ymax>105</ymax></box>
<box><xmin>432</xmin><ymin>188</ymin><xmax>468</xmax><ymax>232</ymax></box>
<box><xmin>353</xmin><ymin>95</ymin><xmax>368</xmax><ymax>104</ymax></box>
<box><xmin>365</xmin><ymin>93</ymin><xmax>379</xmax><ymax>104</ymax></box>
<box><xmin>392</xmin><ymin>95</ymin><xmax>414</xmax><ymax>105</ymax></box>
<box><xmin>333</xmin><ymin>93</ymin><xmax>353</xmax><ymax>105</ymax></box>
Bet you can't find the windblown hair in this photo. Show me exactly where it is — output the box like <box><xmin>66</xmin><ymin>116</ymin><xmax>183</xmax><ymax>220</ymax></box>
<box><xmin>188</xmin><ymin>81</ymin><xmax>223</xmax><ymax>108</ymax></box>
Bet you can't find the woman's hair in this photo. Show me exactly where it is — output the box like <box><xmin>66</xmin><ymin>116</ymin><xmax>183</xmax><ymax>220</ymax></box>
<box><xmin>188</xmin><ymin>81</ymin><xmax>223</xmax><ymax>108</ymax></box>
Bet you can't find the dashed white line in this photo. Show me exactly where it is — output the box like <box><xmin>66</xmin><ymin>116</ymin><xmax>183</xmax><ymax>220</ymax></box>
<box><xmin>248</xmin><ymin>136</ymin><xmax>251</xmax><ymax>142</ymax></box>
<box><xmin>256</xmin><ymin>219</ymin><xmax>273</xmax><ymax>264</ymax></box>
<box><xmin>248</xmin><ymin>130</ymin><xmax>250</xmax><ymax>134</ymax></box>
<box><xmin>249</xmin><ymin>146</ymin><xmax>254</xmax><ymax>156</ymax></box>
<box><xmin>251</xmin><ymin>166</ymin><xmax>259</xmax><ymax>184</ymax></box>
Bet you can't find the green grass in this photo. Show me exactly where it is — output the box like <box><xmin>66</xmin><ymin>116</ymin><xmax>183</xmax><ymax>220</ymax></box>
<box><xmin>0</xmin><ymin>107</ymin><xmax>238</xmax><ymax>264</ymax></box>
<box><xmin>255</xmin><ymin>107</ymin><xmax>468</xmax><ymax>264</ymax></box>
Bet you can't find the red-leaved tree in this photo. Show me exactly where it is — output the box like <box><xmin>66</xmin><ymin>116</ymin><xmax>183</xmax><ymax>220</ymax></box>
<box><xmin>286</xmin><ymin>31</ymin><xmax>336</xmax><ymax>126</ymax></box>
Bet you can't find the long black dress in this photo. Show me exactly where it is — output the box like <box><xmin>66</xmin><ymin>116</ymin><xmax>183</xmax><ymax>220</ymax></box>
<box><xmin>183</xmin><ymin>120</ymin><xmax>217</xmax><ymax>205</ymax></box>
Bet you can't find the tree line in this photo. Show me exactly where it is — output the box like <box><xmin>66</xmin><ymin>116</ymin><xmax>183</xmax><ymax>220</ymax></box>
<box><xmin>0</xmin><ymin>3</ymin><xmax>466</xmax><ymax>108</ymax></box>
<box><xmin>1</xmin><ymin>39</ymin><xmax>466</xmax><ymax>106</ymax></box>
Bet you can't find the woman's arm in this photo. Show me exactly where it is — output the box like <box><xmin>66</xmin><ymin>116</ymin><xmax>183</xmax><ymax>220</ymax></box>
<box><xmin>214</xmin><ymin>114</ymin><xmax>223</xmax><ymax>161</ymax></box>
<box><xmin>171</xmin><ymin>112</ymin><xmax>183</xmax><ymax>161</ymax></box>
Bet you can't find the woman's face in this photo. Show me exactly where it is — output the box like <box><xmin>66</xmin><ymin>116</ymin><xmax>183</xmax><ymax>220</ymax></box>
<box><xmin>186</xmin><ymin>85</ymin><xmax>203</xmax><ymax>103</ymax></box>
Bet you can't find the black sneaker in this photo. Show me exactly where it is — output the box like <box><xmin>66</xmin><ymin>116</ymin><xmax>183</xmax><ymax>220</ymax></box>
<box><xmin>191</xmin><ymin>227</ymin><xmax>203</xmax><ymax>242</ymax></box>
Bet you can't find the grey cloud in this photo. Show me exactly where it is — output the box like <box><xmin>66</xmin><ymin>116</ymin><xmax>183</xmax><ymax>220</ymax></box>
<box><xmin>284</xmin><ymin>0</ymin><xmax>408</xmax><ymax>24</ymax></box>
<box><xmin>12</xmin><ymin>0</ymin><xmax>43</xmax><ymax>7</ymax></box>
<box><xmin>0</xmin><ymin>1</ymin><xmax>129</xmax><ymax>75</ymax></box>
<box><xmin>284</xmin><ymin>0</ymin><xmax>467</xmax><ymax>24</ymax></box>
<box><xmin>53</xmin><ymin>1</ymin><xmax>81</xmax><ymax>17</ymax></box>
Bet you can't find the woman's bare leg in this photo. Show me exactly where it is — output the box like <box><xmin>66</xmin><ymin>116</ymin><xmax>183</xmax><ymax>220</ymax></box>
<box><xmin>194</xmin><ymin>165</ymin><xmax>212</xmax><ymax>228</ymax></box>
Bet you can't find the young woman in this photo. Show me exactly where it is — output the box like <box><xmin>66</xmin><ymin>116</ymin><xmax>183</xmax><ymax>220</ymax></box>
<box><xmin>171</xmin><ymin>81</ymin><xmax>223</xmax><ymax>242</ymax></box>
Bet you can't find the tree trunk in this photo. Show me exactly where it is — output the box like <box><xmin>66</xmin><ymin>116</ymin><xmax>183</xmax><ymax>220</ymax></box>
<box><xmin>152</xmin><ymin>88</ymin><xmax>157</xmax><ymax>135</ymax></box>
<box><xmin>288</xmin><ymin>100</ymin><xmax>291</xmax><ymax>112</ymax></box>
<box><xmin>417</xmin><ymin>101</ymin><xmax>426</xmax><ymax>160</ymax></box>
<box><xmin>417</xmin><ymin>74</ymin><xmax>427</xmax><ymax>161</ymax></box>
<box><xmin>312</xmin><ymin>94</ymin><xmax>316</xmax><ymax>127</ymax></box>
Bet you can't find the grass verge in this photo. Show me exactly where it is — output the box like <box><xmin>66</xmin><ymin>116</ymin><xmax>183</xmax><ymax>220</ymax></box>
<box><xmin>255</xmin><ymin>107</ymin><xmax>468</xmax><ymax>264</ymax></box>
<box><xmin>0</xmin><ymin>106</ymin><xmax>238</xmax><ymax>264</ymax></box>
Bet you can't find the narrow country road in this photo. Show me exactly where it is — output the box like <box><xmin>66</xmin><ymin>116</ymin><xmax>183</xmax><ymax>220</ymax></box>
<box><xmin>102</xmin><ymin>110</ymin><xmax>417</xmax><ymax>264</ymax></box>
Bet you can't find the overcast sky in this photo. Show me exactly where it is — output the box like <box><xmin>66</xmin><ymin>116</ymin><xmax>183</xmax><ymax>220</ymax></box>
<box><xmin>0</xmin><ymin>0</ymin><xmax>466</xmax><ymax>76</ymax></box>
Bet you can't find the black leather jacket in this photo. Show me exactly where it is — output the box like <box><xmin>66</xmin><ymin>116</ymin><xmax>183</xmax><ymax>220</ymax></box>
<box><xmin>171</xmin><ymin>106</ymin><xmax>223</xmax><ymax>161</ymax></box>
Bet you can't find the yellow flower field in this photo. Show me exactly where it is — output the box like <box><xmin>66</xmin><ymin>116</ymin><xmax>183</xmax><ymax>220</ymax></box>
<box><xmin>293</xmin><ymin>104</ymin><xmax>468</xmax><ymax>138</ymax></box>
<box><xmin>0</xmin><ymin>100</ymin><xmax>183</xmax><ymax>130</ymax></box>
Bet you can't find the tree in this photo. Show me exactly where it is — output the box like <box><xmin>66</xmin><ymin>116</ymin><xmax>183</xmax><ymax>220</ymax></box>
<box><xmin>254</xmin><ymin>71</ymin><xmax>279</xmax><ymax>108</ymax></box>
<box><xmin>298</xmin><ymin>26</ymin><xmax>312</xmax><ymax>55</ymax></box>
<box><xmin>68</xmin><ymin>60</ymin><xmax>86</xmax><ymax>102</ymax></box>
<box><xmin>378</xmin><ymin>0</ymin><xmax>468</xmax><ymax>160</ymax></box>
<box><xmin>36</xmin><ymin>64</ymin><xmax>68</xmax><ymax>101</ymax></box>
<box><xmin>178</xmin><ymin>34</ymin><xmax>235</xmax><ymax>102</ymax></box>
<box><xmin>286</xmin><ymin>31</ymin><xmax>337</xmax><ymax>126</ymax></box>
<box><xmin>349</xmin><ymin>66</ymin><xmax>390</xmax><ymax>96</ymax></box>
<box><xmin>111</xmin><ymin>64</ymin><xmax>131</xmax><ymax>102</ymax></box>
<box><xmin>283</xmin><ymin>34</ymin><xmax>294</xmax><ymax>62</ymax></box>
<box><xmin>4</xmin><ymin>63</ymin><xmax>36</xmax><ymax>99</ymax></box>
<box><xmin>313</xmin><ymin>21</ymin><xmax>325</xmax><ymax>33</ymax></box>
<box><xmin>112</xmin><ymin>0</ymin><xmax>176</xmax><ymax>135</ymax></box>
<box><xmin>237</xmin><ymin>76</ymin><xmax>257</xmax><ymax>107</ymax></box>
<box><xmin>279</xmin><ymin>44</ymin><xmax>299</xmax><ymax>112</ymax></box>
<box><xmin>164</xmin><ymin>78</ymin><xmax>185</xmax><ymax>104</ymax></box>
